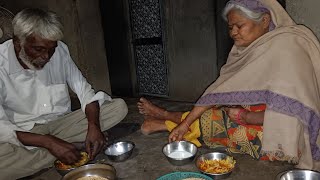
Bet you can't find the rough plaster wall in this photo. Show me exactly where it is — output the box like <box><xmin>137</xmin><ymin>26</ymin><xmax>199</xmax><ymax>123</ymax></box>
<box><xmin>74</xmin><ymin>1</ymin><xmax>111</xmax><ymax>94</ymax></box>
<box><xmin>0</xmin><ymin>0</ymin><xmax>111</xmax><ymax>95</ymax></box>
<box><xmin>164</xmin><ymin>0</ymin><xmax>217</xmax><ymax>102</ymax></box>
<box><xmin>286</xmin><ymin>0</ymin><xmax>320</xmax><ymax>39</ymax></box>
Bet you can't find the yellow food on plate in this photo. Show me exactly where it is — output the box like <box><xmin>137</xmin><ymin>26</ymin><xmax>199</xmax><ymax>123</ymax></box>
<box><xmin>55</xmin><ymin>151</ymin><xmax>89</xmax><ymax>170</ymax></box>
<box><xmin>199</xmin><ymin>156</ymin><xmax>236</xmax><ymax>174</ymax></box>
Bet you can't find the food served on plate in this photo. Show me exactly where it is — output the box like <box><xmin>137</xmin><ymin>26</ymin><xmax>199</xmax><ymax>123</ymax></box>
<box><xmin>199</xmin><ymin>156</ymin><xmax>236</xmax><ymax>174</ymax></box>
<box><xmin>76</xmin><ymin>176</ymin><xmax>110</xmax><ymax>180</ymax></box>
<box><xmin>55</xmin><ymin>151</ymin><xmax>89</xmax><ymax>170</ymax></box>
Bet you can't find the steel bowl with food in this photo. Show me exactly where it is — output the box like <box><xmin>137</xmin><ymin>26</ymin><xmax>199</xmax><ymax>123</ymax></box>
<box><xmin>276</xmin><ymin>169</ymin><xmax>320</xmax><ymax>180</ymax></box>
<box><xmin>54</xmin><ymin>151</ymin><xmax>89</xmax><ymax>176</ymax></box>
<box><xmin>162</xmin><ymin>141</ymin><xmax>198</xmax><ymax>166</ymax></box>
<box><xmin>104</xmin><ymin>141</ymin><xmax>135</xmax><ymax>162</ymax></box>
<box><xmin>62</xmin><ymin>163</ymin><xmax>116</xmax><ymax>180</ymax></box>
<box><xmin>195</xmin><ymin>152</ymin><xmax>236</xmax><ymax>179</ymax></box>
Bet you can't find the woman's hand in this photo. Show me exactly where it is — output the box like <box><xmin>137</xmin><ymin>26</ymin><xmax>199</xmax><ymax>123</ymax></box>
<box><xmin>168</xmin><ymin>105</ymin><xmax>213</xmax><ymax>142</ymax></box>
<box><xmin>225</xmin><ymin>107</ymin><xmax>265</xmax><ymax>125</ymax></box>
<box><xmin>168</xmin><ymin>122</ymin><xmax>189</xmax><ymax>142</ymax></box>
<box><xmin>224</xmin><ymin>107</ymin><xmax>247</xmax><ymax>124</ymax></box>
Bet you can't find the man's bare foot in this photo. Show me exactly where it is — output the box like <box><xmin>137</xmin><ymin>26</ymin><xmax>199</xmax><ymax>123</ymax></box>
<box><xmin>141</xmin><ymin>119</ymin><xmax>167</xmax><ymax>135</ymax></box>
<box><xmin>137</xmin><ymin>98</ymin><xmax>167</xmax><ymax>120</ymax></box>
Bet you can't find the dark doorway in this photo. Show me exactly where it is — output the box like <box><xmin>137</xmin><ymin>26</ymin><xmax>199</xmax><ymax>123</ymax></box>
<box><xmin>100</xmin><ymin>0</ymin><xmax>134</xmax><ymax>97</ymax></box>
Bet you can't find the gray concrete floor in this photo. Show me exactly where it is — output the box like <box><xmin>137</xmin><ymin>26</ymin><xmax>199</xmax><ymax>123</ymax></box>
<box><xmin>26</xmin><ymin>97</ymin><xmax>294</xmax><ymax>180</ymax></box>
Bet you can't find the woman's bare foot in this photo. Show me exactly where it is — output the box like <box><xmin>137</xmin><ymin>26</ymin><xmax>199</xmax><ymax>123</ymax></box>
<box><xmin>141</xmin><ymin>119</ymin><xmax>167</xmax><ymax>135</ymax></box>
<box><xmin>137</xmin><ymin>98</ymin><xmax>167</xmax><ymax>120</ymax></box>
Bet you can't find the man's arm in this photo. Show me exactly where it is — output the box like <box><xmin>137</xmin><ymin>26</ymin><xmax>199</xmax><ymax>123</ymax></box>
<box><xmin>84</xmin><ymin>101</ymin><xmax>106</xmax><ymax>160</ymax></box>
<box><xmin>16</xmin><ymin>131</ymin><xmax>81</xmax><ymax>164</ymax></box>
<box><xmin>85</xmin><ymin>101</ymin><xmax>101</xmax><ymax>129</ymax></box>
<box><xmin>16</xmin><ymin>131</ymin><xmax>49</xmax><ymax>147</ymax></box>
<box><xmin>58</xmin><ymin>42</ymin><xmax>107</xmax><ymax>159</ymax></box>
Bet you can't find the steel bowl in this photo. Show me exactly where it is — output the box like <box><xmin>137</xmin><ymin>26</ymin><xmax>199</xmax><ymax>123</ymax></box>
<box><xmin>104</xmin><ymin>141</ymin><xmax>135</xmax><ymax>162</ymax></box>
<box><xmin>162</xmin><ymin>141</ymin><xmax>198</xmax><ymax>166</ymax></box>
<box><xmin>62</xmin><ymin>163</ymin><xmax>116</xmax><ymax>180</ymax></box>
<box><xmin>195</xmin><ymin>152</ymin><xmax>235</xmax><ymax>179</ymax></box>
<box><xmin>276</xmin><ymin>169</ymin><xmax>320</xmax><ymax>180</ymax></box>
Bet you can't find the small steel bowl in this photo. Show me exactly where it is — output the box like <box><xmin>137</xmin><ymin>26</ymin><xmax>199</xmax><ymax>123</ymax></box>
<box><xmin>104</xmin><ymin>141</ymin><xmax>135</xmax><ymax>162</ymax></box>
<box><xmin>162</xmin><ymin>141</ymin><xmax>198</xmax><ymax>166</ymax></box>
<box><xmin>62</xmin><ymin>163</ymin><xmax>116</xmax><ymax>180</ymax></box>
<box><xmin>276</xmin><ymin>169</ymin><xmax>320</xmax><ymax>180</ymax></box>
<box><xmin>195</xmin><ymin>152</ymin><xmax>235</xmax><ymax>179</ymax></box>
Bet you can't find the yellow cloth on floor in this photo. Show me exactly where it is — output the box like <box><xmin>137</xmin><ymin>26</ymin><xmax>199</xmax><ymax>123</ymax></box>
<box><xmin>165</xmin><ymin>111</ymin><xmax>202</xmax><ymax>147</ymax></box>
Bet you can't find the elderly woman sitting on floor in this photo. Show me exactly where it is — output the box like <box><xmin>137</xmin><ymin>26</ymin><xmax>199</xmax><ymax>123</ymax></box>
<box><xmin>138</xmin><ymin>0</ymin><xmax>320</xmax><ymax>170</ymax></box>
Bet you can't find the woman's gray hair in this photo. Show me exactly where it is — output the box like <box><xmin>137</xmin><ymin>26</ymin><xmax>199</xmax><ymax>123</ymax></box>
<box><xmin>12</xmin><ymin>8</ymin><xmax>63</xmax><ymax>43</ymax></box>
<box><xmin>222</xmin><ymin>3</ymin><xmax>266</xmax><ymax>22</ymax></box>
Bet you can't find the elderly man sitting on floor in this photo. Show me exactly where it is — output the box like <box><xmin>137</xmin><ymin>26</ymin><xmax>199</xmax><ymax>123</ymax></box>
<box><xmin>0</xmin><ymin>8</ymin><xmax>128</xmax><ymax>179</ymax></box>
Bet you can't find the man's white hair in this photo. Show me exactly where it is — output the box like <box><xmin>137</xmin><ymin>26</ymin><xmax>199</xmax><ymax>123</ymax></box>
<box><xmin>12</xmin><ymin>8</ymin><xmax>63</xmax><ymax>42</ymax></box>
<box><xmin>223</xmin><ymin>4</ymin><xmax>266</xmax><ymax>22</ymax></box>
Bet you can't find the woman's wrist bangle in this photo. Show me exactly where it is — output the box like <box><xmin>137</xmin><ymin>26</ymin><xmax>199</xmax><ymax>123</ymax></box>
<box><xmin>236</xmin><ymin>109</ymin><xmax>247</xmax><ymax>125</ymax></box>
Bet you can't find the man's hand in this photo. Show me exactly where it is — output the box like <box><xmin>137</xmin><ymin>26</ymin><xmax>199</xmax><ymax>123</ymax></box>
<box><xmin>84</xmin><ymin>101</ymin><xmax>106</xmax><ymax>160</ymax></box>
<box><xmin>85</xmin><ymin>124</ymin><xmax>106</xmax><ymax>160</ymax></box>
<box><xmin>45</xmin><ymin>135</ymin><xmax>81</xmax><ymax>164</ymax></box>
<box><xmin>16</xmin><ymin>131</ymin><xmax>81</xmax><ymax>164</ymax></box>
